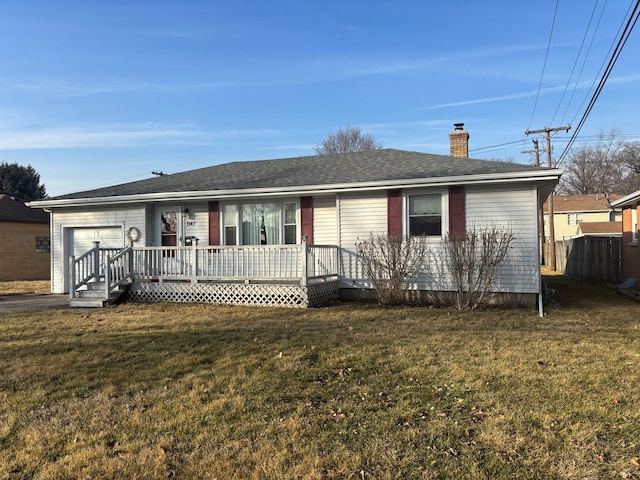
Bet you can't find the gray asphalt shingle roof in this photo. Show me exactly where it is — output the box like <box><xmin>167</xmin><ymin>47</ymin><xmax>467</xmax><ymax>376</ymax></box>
<box><xmin>0</xmin><ymin>194</ymin><xmax>49</xmax><ymax>223</ymax></box>
<box><xmin>53</xmin><ymin>149</ymin><xmax>547</xmax><ymax>200</ymax></box>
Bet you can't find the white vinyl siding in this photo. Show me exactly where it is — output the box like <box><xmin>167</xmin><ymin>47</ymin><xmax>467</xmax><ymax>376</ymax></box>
<box><xmin>338</xmin><ymin>192</ymin><xmax>387</xmax><ymax>289</ymax></box>
<box><xmin>181</xmin><ymin>203</ymin><xmax>209</xmax><ymax>246</ymax></box>
<box><xmin>50</xmin><ymin>206</ymin><xmax>145</xmax><ymax>293</ymax></box>
<box><xmin>313</xmin><ymin>196</ymin><xmax>337</xmax><ymax>245</ymax></box>
<box><xmin>463</xmin><ymin>184</ymin><xmax>539</xmax><ymax>294</ymax></box>
<box><xmin>411</xmin><ymin>184</ymin><xmax>538</xmax><ymax>293</ymax></box>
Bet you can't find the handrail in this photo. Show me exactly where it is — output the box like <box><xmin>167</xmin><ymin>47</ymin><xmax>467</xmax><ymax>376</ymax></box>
<box><xmin>69</xmin><ymin>241</ymin><xmax>101</xmax><ymax>299</ymax></box>
<box><xmin>69</xmin><ymin>242</ymin><xmax>134</xmax><ymax>300</ymax></box>
<box><xmin>104</xmin><ymin>246</ymin><xmax>133</xmax><ymax>300</ymax></box>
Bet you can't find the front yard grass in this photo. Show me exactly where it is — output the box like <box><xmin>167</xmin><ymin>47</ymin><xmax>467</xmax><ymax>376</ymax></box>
<box><xmin>0</xmin><ymin>280</ymin><xmax>50</xmax><ymax>296</ymax></box>
<box><xmin>0</xmin><ymin>275</ymin><xmax>639</xmax><ymax>479</ymax></box>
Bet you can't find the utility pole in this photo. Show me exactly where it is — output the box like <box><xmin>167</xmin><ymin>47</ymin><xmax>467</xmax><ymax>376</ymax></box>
<box><xmin>525</xmin><ymin>125</ymin><xmax>571</xmax><ymax>272</ymax></box>
<box><xmin>522</xmin><ymin>138</ymin><xmax>546</xmax><ymax>265</ymax></box>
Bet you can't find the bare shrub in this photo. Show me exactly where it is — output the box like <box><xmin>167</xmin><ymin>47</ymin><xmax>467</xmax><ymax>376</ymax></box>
<box><xmin>442</xmin><ymin>226</ymin><xmax>515</xmax><ymax>310</ymax></box>
<box><xmin>355</xmin><ymin>234</ymin><xmax>429</xmax><ymax>306</ymax></box>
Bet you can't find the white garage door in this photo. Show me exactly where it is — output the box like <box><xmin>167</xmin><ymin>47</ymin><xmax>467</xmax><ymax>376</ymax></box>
<box><xmin>70</xmin><ymin>227</ymin><xmax>123</xmax><ymax>256</ymax></box>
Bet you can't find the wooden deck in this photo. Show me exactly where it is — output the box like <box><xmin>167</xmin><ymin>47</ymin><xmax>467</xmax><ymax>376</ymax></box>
<box><xmin>69</xmin><ymin>239</ymin><xmax>340</xmax><ymax>307</ymax></box>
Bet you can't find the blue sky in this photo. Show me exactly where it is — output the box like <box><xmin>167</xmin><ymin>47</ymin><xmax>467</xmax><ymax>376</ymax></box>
<box><xmin>1</xmin><ymin>1</ymin><xmax>639</xmax><ymax>197</ymax></box>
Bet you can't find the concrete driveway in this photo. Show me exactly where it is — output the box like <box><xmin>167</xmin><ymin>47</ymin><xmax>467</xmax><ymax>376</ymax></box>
<box><xmin>0</xmin><ymin>294</ymin><xmax>69</xmax><ymax>313</ymax></box>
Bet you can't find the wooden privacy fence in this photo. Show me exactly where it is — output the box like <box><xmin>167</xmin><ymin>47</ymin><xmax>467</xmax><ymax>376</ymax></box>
<box><xmin>548</xmin><ymin>237</ymin><xmax>622</xmax><ymax>283</ymax></box>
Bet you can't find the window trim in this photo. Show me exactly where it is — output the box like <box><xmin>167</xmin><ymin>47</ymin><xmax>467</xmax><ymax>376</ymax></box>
<box><xmin>404</xmin><ymin>190</ymin><xmax>448</xmax><ymax>238</ymax></box>
<box><xmin>220</xmin><ymin>199</ymin><xmax>300</xmax><ymax>246</ymax></box>
<box><xmin>567</xmin><ymin>213</ymin><xmax>583</xmax><ymax>226</ymax></box>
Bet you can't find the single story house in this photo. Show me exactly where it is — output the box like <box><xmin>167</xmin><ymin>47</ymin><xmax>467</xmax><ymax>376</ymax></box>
<box><xmin>0</xmin><ymin>194</ymin><xmax>50</xmax><ymax>281</ymax></box>
<box><xmin>610</xmin><ymin>191</ymin><xmax>640</xmax><ymax>280</ymax></box>
<box><xmin>30</xmin><ymin>125</ymin><xmax>562</xmax><ymax>310</ymax></box>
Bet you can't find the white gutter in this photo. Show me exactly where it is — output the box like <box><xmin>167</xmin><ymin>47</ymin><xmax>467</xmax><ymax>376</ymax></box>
<box><xmin>609</xmin><ymin>190</ymin><xmax>640</xmax><ymax>208</ymax></box>
<box><xmin>29</xmin><ymin>169</ymin><xmax>563</xmax><ymax>209</ymax></box>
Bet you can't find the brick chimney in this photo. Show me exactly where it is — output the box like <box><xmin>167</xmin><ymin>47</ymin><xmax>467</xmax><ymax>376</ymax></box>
<box><xmin>449</xmin><ymin>122</ymin><xmax>469</xmax><ymax>158</ymax></box>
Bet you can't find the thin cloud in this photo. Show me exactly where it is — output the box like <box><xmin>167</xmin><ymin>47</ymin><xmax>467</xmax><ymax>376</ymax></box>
<box><xmin>0</xmin><ymin>44</ymin><xmax>548</xmax><ymax>97</ymax></box>
<box><xmin>426</xmin><ymin>73</ymin><xmax>640</xmax><ymax>110</ymax></box>
<box><xmin>0</xmin><ymin>124</ymin><xmax>282</xmax><ymax>150</ymax></box>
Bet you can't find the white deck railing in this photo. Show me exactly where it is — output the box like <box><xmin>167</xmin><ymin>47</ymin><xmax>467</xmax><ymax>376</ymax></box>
<box><xmin>69</xmin><ymin>239</ymin><xmax>339</xmax><ymax>298</ymax></box>
<box><xmin>131</xmin><ymin>239</ymin><xmax>339</xmax><ymax>285</ymax></box>
<box><xmin>69</xmin><ymin>241</ymin><xmax>133</xmax><ymax>300</ymax></box>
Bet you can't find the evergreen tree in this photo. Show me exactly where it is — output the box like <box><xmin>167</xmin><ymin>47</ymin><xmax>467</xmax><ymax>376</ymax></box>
<box><xmin>0</xmin><ymin>162</ymin><xmax>47</xmax><ymax>201</ymax></box>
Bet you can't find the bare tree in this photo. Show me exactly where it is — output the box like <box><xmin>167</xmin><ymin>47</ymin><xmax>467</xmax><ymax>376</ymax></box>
<box><xmin>559</xmin><ymin>129</ymin><xmax>630</xmax><ymax>194</ymax></box>
<box><xmin>314</xmin><ymin>126</ymin><xmax>383</xmax><ymax>155</ymax></box>
<box><xmin>442</xmin><ymin>226</ymin><xmax>515</xmax><ymax>310</ymax></box>
<box><xmin>616</xmin><ymin>142</ymin><xmax>640</xmax><ymax>194</ymax></box>
<box><xmin>355</xmin><ymin>234</ymin><xmax>428</xmax><ymax>306</ymax></box>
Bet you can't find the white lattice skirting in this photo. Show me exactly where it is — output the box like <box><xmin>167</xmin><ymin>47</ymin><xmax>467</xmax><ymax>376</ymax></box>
<box><xmin>126</xmin><ymin>280</ymin><xmax>340</xmax><ymax>308</ymax></box>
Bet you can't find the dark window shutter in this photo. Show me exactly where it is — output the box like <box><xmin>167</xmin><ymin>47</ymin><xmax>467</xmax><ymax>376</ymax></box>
<box><xmin>388</xmin><ymin>189</ymin><xmax>403</xmax><ymax>237</ymax></box>
<box><xmin>300</xmin><ymin>196</ymin><xmax>313</xmax><ymax>244</ymax></box>
<box><xmin>208</xmin><ymin>201</ymin><xmax>220</xmax><ymax>245</ymax></box>
<box><xmin>448</xmin><ymin>186</ymin><xmax>465</xmax><ymax>235</ymax></box>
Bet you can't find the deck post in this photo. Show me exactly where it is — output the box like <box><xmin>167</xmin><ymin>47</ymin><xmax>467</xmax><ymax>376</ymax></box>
<box><xmin>93</xmin><ymin>241</ymin><xmax>100</xmax><ymax>281</ymax></box>
<box><xmin>192</xmin><ymin>242</ymin><xmax>198</xmax><ymax>283</ymax></box>
<box><xmin>104</xmin><ymin>254</ymin><xmax>111</xmax><ymax>301</ymax></box>
<box><xmin>128</xmin><ymin>247</ymin><xmax>134</xmax><ymax>281</ymax></box>
<box><xmin>301</xmin><ymin>236</ymin><xmax>308</xmax><ymax>287</ymax></box>
<box><xmin>69</xmin><ymin>255</ymin><xmax>76</xmax><ymax>300</ymax></box>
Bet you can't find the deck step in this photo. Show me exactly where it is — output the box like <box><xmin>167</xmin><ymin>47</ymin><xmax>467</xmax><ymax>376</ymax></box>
<box><xmin>70</xmin><ymin>281</ymin><xmax>131</xmax><ymax>308</ymax></box>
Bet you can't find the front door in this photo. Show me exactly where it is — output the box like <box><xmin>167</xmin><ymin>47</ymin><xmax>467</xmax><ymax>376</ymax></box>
<box><xmin>155</xmin><ymin>206</ymin><xmax>185</xmax><ymax>275</ymax></box>
<box><xmin>160</xmin><ymin>210</ymin><xmax>178</xmax><ymax>247</ymax></box>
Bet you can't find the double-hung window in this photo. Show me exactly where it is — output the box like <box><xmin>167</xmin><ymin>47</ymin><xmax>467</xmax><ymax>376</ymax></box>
<box><xmin>223</xmin><ymin>201</ymin><xmax>298</xmax><ymax>245</ymax></box>
<box><xmin>408</xmin><ymin>194</ymin><xmax>442</xmax><ymax>236</ymax></box>
<box><xmin>224</xmin><ymin>204</ymin><xmax>238</xmax><ymax>245</ymax></box>
<box><xmin>567</xmin><ymin>213</ymin><xmax>583</xmax><ymax>225</ymax></box>
<box><xmin>284</xmin><ymin>202</ymin><xmax>297</xmax><ymax>244</ymax></box>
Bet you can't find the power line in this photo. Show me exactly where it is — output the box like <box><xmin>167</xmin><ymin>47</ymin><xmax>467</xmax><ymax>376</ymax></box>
<box><xmin>567</xmin><ymin>1</ymin><xmax>636</xmax><ymax>128</ymax></box>
<box><xmin>528</xmin><ymin>0</ymin><xmax>559</xmax><ymax>131</ymax></box>
<box><xmin>470</xmin><ymin>132</ymin><xmax>640</xmax><ymax>157</ymax></box>
<box><xmin>557</xmin><ymin>0</ymin><xmax>640</xmax><ymax>164</ymax></box>
<box><xmin>469</xmin><ymin>139</ymin><xmax>526</xmax><ymax>154</ymax></box>
<box><xmin>549</xmin><ymin>0</ymin><xmax>601</xmax><ymax>126</ymax></box>
<box><xmin>559</xmin><ymin>0</ymin><xmax>607</xmax><ymax>126</ymax></box>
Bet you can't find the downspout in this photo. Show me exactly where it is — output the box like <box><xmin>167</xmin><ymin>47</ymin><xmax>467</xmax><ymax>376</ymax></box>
<box><xmin>45</xmin><ymin>208</ymin><xmax>54</xmax><ymax>294</ymax></box>
<box><xmin>538</xmin><ymin>276</ymin><xmax>544</xmax><ymax>318</ymax></box>
<box><xmin>535</xmin><ymin>189</ymin><xmax>544</xmax><ymax>318</ymax></box>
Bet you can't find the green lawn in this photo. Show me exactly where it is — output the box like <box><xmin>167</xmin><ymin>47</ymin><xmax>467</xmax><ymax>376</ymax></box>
<box><xmin>0</xmin><ymin>276</ymin><xmax>639</xmax><ymax>479</ymax></box>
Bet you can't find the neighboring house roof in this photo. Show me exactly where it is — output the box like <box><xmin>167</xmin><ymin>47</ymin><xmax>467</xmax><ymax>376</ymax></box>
<box><xmin>0</xmin><ymin>194</ymin><xmax>49</xmax><ymax>224</ymax></box>
<box><xmin>578</xmin><ymin>221</ymin><xmax>622</xmax><ymax>237</ymax></box>
<box><xmin>545</xmin><ymin>193</ymin><xmax>623</xmax><ymax>213</ymax></box>
<box><xmin>31</xmin><ymin>149</ymin><xmax>562</xmax><ymax>208</ymax></box>
<box><xmin>610</xmin><ymin>189</ymin><xmax>640</xmax><ymax>208</ymax></box>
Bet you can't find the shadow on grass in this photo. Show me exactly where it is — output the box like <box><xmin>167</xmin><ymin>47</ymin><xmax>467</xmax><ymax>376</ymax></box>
<box><xmin>543</xmin><ymin>271</ymin><xmax>625</xmax><ymax>310</ymax></box>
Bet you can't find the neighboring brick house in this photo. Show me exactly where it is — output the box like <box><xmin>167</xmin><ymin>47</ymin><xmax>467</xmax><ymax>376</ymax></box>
<box><xmin>610</xmin><ymin>191</ymin><xmax>640</xmax><ymax>280</ymax></box>
<box><xmin>543</xmin><ymin>193</ymin><xmax>622</xmax><ymax>242</ymax></box>
<box><xmin>0</xmin><ymin>194</ymin><xmax>50</xmax><ymax>281</ymax></box>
